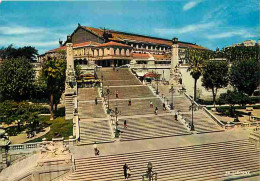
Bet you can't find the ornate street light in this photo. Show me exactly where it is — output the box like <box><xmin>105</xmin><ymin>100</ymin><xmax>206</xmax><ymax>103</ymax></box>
<box><xmin>142</xmin><ymin>162</ymin><xmax>157</xmax><ymax>181</ymax></box>
<box><xmin>101</xmin><ymin>73</ymin><xmax>104</xmax><ymax>97</ymax></box>
<box><xmin>169</xmin><ymin>84</ymin><xmax>175</xmax><ymax>110</ymax></box>
<box><xmin>107</xmin><ymin>86</ymin><xmax>110</xmax><ymax>110</ymax></box>
<box><xmin>189</xmin><ymin>101</ymin><xmax>196</xmax><ymax>131</ymax></box>
<box><xmin>155</xmin><ymin>72</ymin><xmax>159</xmax><ymax>95</ymax></box>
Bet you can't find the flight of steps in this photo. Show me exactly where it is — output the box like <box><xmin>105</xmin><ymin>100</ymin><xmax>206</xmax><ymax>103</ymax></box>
<box><xmin>78</xmin><ymin>102</ymin><xmax>106</xmax><ymax>119</ymax></box>
<box><xmin>106</xmin><ymin>86</ymin><xmax>154</xmax><ymax>99</ymax></box>
<box><xmin>62</xmin><ymin>140</ymin><xmax>260</xmax><ymax>181</ymax></box>
<box><xmin>182</xmin><ymin>110</ymin><xmax>224</xmax><ymax>133</ymax></box>
<box><xmin>78</xmin><ymin>88</ymin><xmax>100</xmax><ymax>101</ymax></box>
<box><xmin>65</xmin><ymin>94</ymin><xmax>75</xmax><ymax>120</ymax></box>
<box><xmin>98</xmin><ymin>68</ymin><xmax>141</xmax><ymax>86</ymax></box>
<box><xmin>79</xmin><ymin>120</ymin><xmax>114</xmax><ymax>145</ymax></box>
<box><xmin>118</xmin><ymin>115</ymin><xmax>191</xmax><ymax>141</ymax></box>
<box><xmin>109</xmin><ymin>98</ymin><xmax>165</xmax><ymax>116</ymax></box>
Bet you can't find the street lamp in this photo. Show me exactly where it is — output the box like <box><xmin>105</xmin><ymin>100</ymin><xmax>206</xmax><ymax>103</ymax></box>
<box><xmin>169</xmin><ymin>84</ymin><xmax>174</xmax><ymax>110</ymax></box>
<box><xmin>190</xmin><ymin>101</ymin><xmax>196</xmax><ymax>131</ymax></box>
<box><xmin>113</xmin><ymin>104</ymin><xmax>120</xmax><ymax>138</ymax></box>
<box><xmin>156</xmin><ymin>73</ymin><xmax>159</xmax><ymax>95</ymax></box>
<box><xmin>142</xmin><ymin>162</ymin><xmax>157</xmax><ymax>181</ymax></box>
<box><xmin>107</xmin><ymin>86</ymin><xmax>110</xmax><ymax>110</ymax></box>
<box><xmin>101</xmin><ymin>73</ymin><xmax>104</xmax><ymax>97</ymax></box>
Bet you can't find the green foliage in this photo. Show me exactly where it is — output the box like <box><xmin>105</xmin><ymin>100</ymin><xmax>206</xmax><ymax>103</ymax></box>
<box><xmin>40</xmin><ymin>57</ymin><xmax>66</xmax><ymax>119</ymax></box>
<box><xmin>222</xmin><ymin>46</ymin><xmax>260</xmax><ymax>62</ymax></box>
<box><xmin>202</xmin><ymin>60</ymin><xmax>229</xmax><ymax>105</ymax></box>
<box><xmin>26</xmin><ymin>116</ymin><xmax>73</xmax><ymax>142</ymax></box>
<box><xmin>0</xmin><ymin>45</ymin><xmax>38</xmax><ymax>62</ymax></box>
<box><xmin>230</xmin><ymin>58</ymin><xmax>260</xmax><ymax>96</ymax></box>
<box><xmin>75</xmin><ymin>65</ymin><xmax>83</xmax><ymax>80</ymax></box>
<box><xmin>0</xmin><ymin>101</ymin><xmax>44</xmax><ymax>135</ymax></box>
<box><xmin>0</xmin><ymin>57</ymin><xmax>35</xmax><ymax>101</ymax></box>
<box><xmin>186</xmin><ymin>49</ymin><xmax>212</xmax><ymax>100</ymax></box>
<box><xmin>219</xmin><ymin>90</ymin><xmax>250</xmax><ymax>117</ymax></box>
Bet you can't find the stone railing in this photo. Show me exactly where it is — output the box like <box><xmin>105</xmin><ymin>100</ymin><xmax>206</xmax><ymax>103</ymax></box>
<box><xmin>202</xmin><ymin>107</ymin><xmax>225</xmax><ymax>128</ymax></box>
<box><xmin>8</xmin><ymin>137</ymin><xmax>77</xmax><ymax>153</ymax></box>
<box><xmin>9</xmin><ymin>142</ymin><xmax>42</xmax><ymax>151</ymax></box>
<box><xmin>184</xmin><ymin>92</ymin><xmax>200</xmax><ymax>108</ymax></box>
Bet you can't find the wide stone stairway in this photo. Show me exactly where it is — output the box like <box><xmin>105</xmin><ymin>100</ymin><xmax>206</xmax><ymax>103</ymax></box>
<box><xmin>63</xmin><ymin>139</ymin><xmax>260</xmax><ymax>181</ymax></box>
<box><xmin>118</xmin><ymin>114</ymin><xmax>191</xmax><ymax>141</ymax></box>
<box><xmin>79</xmin><ymin>120</ymin><xmax>113</xmax><ymax>144</ymax></box>
<box><xmin>98</xmin><ymin>68</ymin><xmax>141</xmax><ymax>86</ymax></box>
<box><xmin>182</xmin><ymin>110</ymin><xmax>223</xmax><ymax>133</ymax></box>
<box><xmin>156</xmin><ymin>83</ymin><xmax>224</xmax><ymax>133</ymax></box>
<box><xmin>78</xmin><ymin>87</ymin><xmax>112</xmax><ymax>145</ymax></box>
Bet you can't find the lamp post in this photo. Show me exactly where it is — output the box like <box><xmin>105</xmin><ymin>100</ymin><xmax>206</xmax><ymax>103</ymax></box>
<box><xmin>169</xmin><ymin>84</ymin><xmax>174</xmax><ymax>110</ymax></box>
<box><xmin>107</xmin><ymin>86</ymin><xmax>110</xmax><ymax>110</ymax></box>
<box><xmin>156</xmin><ymin>73</ymin><xmax>159</xmax><ymax>95</ymax></box>
<box><xmin>142</xmin><ymin>162</ymin><xmax>157</xmax><ymax>181</ymax></box>
<box><xmin>101</xmin><ymin>73</ymin><xmax>104</xmax><ymax>97</ymax></box>
<box><xmin>190</xmin><ymin>101</ymin><xmax>196</xmax><ymax>131</ymax></box>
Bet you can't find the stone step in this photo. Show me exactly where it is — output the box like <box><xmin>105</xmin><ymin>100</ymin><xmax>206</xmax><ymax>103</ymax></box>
<box><xmin>63</xmin><ymin>140</ymin><xmax>259</xmax><ymax>181</ymax></box>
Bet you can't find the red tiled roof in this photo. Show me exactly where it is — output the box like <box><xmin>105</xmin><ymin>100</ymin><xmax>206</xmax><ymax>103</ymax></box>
<box><xmin>95</xmin><ymin>41</ymin><xmax>130</xmax><ymax>48</ymax></box>
<box><xmin>83</xmin><ymin>26</ymin><xmax>208</xmax><ymax>50</ymax></box>
<box><xmin>48</xmin><ymin>46</ymin><xmax>66</xmax><ymax>53</ymax></box>
<box><xmin>73</xmin><ymin>41</ymin><xmax>100</xmax><ymax>48</ymax></box>
<box><xmin>153</xmin><ymin>54</ymin><xmax>168</xmax><ymax>60</ymax></box>
<box><xmin>132</xmin><ymin>53</ymin><xmax>150</xmax><ymax>59</ymax></box>
<box><xmin>48</xmin><ymin>41</ymin><xmax>100</xmax><ymax>53</ymax></box>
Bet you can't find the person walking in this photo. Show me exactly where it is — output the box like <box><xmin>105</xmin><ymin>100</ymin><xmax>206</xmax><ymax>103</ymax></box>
<box><xmin>163</xmin><ymin>103</ymin><xmax>166</xmax><ymax>110</ymax></box>
<box><xmin>127</xmin><ymin>166</ymin><xmax>131</xmax><ymax>179</ymax></box>
<box><xmin>115</xmin><ymin>90</ymin><xmax>119</xmax><ymax>98</ymax></box>
<box><xmin>154</xmin><ymin>107</ymin><xmax>158</xmax><ymax>115</ymax></box>
<box><xmin>94</xmin><ymin>142</ymin><xmax>99</xmax><ymax>156</ymax></box>
<box><xmin>95</xmin><ymin>97</ymin><xmax>98</xmax><ymax>105</ymax></box>
<box><xmin>123</xmin><ymin>163</ymin><xmax>128</xmax><ymax>180</ymax></box>
<box><xmin>124</xmin><ymin>120</ymin><xmax>127</xmax><ymax>128</ymax></box>
<box><xmin>150</xmin><ymin>101</ymin><xmax>153</xmax><ymax>108</ymax></box>
<box><xmin>128</xmin><ymin>99</ymin><xmax>131</xmax><ymax>106</ymax></box>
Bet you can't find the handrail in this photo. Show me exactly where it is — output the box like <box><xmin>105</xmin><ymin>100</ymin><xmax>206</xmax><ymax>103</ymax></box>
<box><xmin>202</xmin><ymin>107</ymin><xmax>225</xmax><ymax>128</ymax></box>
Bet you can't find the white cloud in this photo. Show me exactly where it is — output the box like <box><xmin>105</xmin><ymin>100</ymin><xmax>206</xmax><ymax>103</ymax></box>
<box><xmin>0</xmin><ymin>26</ymin><xmax>46</xmax><ymax>35</ymax></box>
<box><xmin>154</xmin><ymin>22</ymin><xmax>217</xmax><ymax>36</ymax></box>
<box><xmin>207</xmin><ymin>29</ymin><xmax>258</xmax><ymax>39</ymax></box>
<box><xmin>183</xmin><ymin>0</ymin><xmax>203</xmax><ymax>11</ymax></box>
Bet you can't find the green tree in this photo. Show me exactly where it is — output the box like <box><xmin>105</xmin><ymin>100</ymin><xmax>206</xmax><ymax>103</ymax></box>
<box><xmin>219</xmin><ymin>90</ymin><xmax>250</xmax><ymax>117</ymax></box>
<box><xmin>41</xmin><ymin>58</ymin><xmax>66</xmax><ymax>120</ymax></box>
<box><xmin>230</xmin><ymin>58</ymin><xmax>260</xmax><ymax>96</ymax></box>
<box><xmin>0</xmin><ymin>45</ymin><xmax>38</xmax><ymax>62</ymax></box>
<box><xmin>186</xmin><ymin>49</ymin><xmax>210</xmax><ymax>101</ymax></box>
<box><xmin>222</xmin><ymin>46</ymin><xmax>260</xmax><ymax>62</ymax></box>
<box><xmin>202</xmin><ymin>60</ymin><xmax>229</xmax><ymax>106</ymax></box>
<box><xmin>0</xmin><ymin>57</ymin><xmax>35</xmax><ymax>101</ymax></box>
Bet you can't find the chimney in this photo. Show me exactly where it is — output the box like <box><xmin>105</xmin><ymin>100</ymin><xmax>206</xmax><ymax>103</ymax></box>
<box><xmin>59</xmin><ymin>39</ymin><xmax>63</xmax><ymax>47</ymax></box>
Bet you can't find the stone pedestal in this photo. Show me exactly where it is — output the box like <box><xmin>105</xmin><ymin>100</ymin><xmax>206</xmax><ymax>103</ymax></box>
<box><xmin>65</xmin><ymin>36</ymin><xmax>77</xmax><ymax>120</ymax></box>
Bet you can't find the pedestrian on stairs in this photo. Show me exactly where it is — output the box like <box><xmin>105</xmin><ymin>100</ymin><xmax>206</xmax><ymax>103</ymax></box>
<box><xmin>115</xmin><ymin>90</ymin><xmax>119</xmax><ymax>98</ymax></box>
<box><xmin>95</xmin><ymin>97</ymin><xmax>98</xmax><ymax>105</ymax></box>
<box><xmin>128</xmin><ymin>99</ymin><xmax>132</xmax><ymax>106</ymax></box>
<box><xmin>163</xmin><ymin>103</ymin><xmax>166</xmax><ymax>110</ymax></box>
<box><xmin>124</xmin><ymin>120</ymin><xmax>127</xmax><ymax>128</ymax></box>
<box><xmin>150</xmin><ymin>101</ymin><xmax>153</xmax><ymax>108</ymax></box>
<box><xmin>154</xmin><ymin>107</ymin><xmax>158</xmax><ymax>115</ymax></box>
<box><xmin>123</xmin><ymin>163</ymin><xmax>129</xmax><ymax>180</ymax></box>
<box><xmin>94</xmin><ymin>142</ymin><xmax>99</xmax><ymax>156</ymax></box>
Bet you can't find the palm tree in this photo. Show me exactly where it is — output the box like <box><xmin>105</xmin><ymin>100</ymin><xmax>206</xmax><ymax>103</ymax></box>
<box><xmin>186</xmin><ymin>49</ymin><xmax>208</xmax><ymax>101</ymax></box>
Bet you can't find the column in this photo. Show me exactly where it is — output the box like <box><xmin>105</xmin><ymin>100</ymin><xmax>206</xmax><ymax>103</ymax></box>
<box><xmin>171</xmin><ymin>37</ymin><xmax>179</xmax><ymax>70</ymax></box>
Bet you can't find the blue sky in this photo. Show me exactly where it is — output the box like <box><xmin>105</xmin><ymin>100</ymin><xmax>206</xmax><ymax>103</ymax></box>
<box><xmin>0</xmin><ymin>0</ymin><xmax>259</xmax><ymax>54</ymax></box>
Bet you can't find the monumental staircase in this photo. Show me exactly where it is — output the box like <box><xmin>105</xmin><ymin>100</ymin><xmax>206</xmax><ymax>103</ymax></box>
<box><xmin>61</xmin><ymin>139</ymin><xmax>260</xmax><ymax>181</ymax></box>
